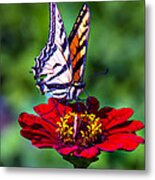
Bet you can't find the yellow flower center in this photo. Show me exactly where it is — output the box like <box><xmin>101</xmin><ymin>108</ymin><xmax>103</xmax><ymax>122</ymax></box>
<box><xmin>56</xmin><ymin>111</ymin><xmax>103</xmax><ymax>147</ymax></box>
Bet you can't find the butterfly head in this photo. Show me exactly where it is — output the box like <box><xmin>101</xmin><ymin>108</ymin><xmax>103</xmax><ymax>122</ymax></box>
<box><xmin>73</xmin><ymin>81</ymin><xmax>85</xmax><ymax>88</ymax></box>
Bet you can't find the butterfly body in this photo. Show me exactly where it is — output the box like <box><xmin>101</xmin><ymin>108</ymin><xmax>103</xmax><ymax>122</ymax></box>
<box><xmin>32</xmin><ymin>3</ymin><xmax>90</xmax><ymax>100</ymax></box>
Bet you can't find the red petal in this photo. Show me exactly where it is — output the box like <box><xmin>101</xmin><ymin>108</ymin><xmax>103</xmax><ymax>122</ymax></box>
<box><xmin>86</xmin><ymin>96</ymin><xmax>99</xmax><ymax>113</ymax></box>
<box><xmin>97</xmin><ymin>107</ymin><xmax>113</xmax><ymax>118</ymax></box>
<box><xmin>48</xmin><ymin>98</ymin><xmax>72</xmax><ymax>115</ymax></box>
<box><xmin>102</xmin><ymin>108</ymin><xmax>134</xmax><ymax>130</ymax></box>
<box><xmin>27</xmin><ymin>129</ymin><xmax>52</xmax><ymax>139</ymax></box>
<box><xmin>71</xmin><ymin>102</ymin><xmax>86</xmax><ymax>113</ymax></box>
<box><xmin>18</xmin><ymin>113</ymin><xmax>37</xmax><ymax>127</ymax></box>
<box><xmin>37</xmin><ymin>117</ymin><xmax>58</xmax><ymax>138</ymax></box>
<box><xmin>32</xmin><ymin>142</ymin><xmax>54</xmax><ymax>148</ymax></box>
<box><xmin>20</xmin><ymin>128</ymin><xmax>57</xmax><ymax>142</ymax></box>
<box><xmin>57</xmin><ymin>146</ymin><xmax>78</xmax><ymax>155</ymax></box>
<box><xmin>20</xmin><ymin>129</ymin><xmax>33</xmax><ymax>139</ymax></box>
<box><xmin>33</xmin><ymin>98</ymin><xmax>72</xmax><ymax>123</ymax></box>
<box><xmin>97</xmin><ymin>141</ymin><xmax>119</xmax><ymax>152</ymax></box>
<box><xmin>33</xmin><ymin>99</ymin><xmax>55</xmax><ymax>115</ymax></box>
<box><xmin>18</xmin><ymin>112</ymin><xmax>58</xmax><ymax>138</ymax></box>
<box><xmin>97</xmin><ymin>133</ymin><xmax>144</xmax><ymax>152</ymax></box>
<box><xmin>74</xmin><ymin>146</ymin><xmax>99</xmax><ymax>159</ymax></box>
<box><xmin>32</xmin><ymin>138</ymin><xmax>59</xmax><ymax>149</ymax></box>
<box><xmin>21</xmin><ymin>127</ymin><xmax>59</xmax><ymax>148</ymax></box>
<box><xmin>108</xmin><ymin>120</ymin><xmax>144</xmax><ymax>134</ymax></box>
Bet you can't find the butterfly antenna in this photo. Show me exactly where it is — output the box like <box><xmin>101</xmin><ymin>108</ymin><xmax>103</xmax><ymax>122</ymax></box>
<box><xmin>83</xmin><ymin>88</ymin><xmax>89</xmax><ymax>99</ymax></box>
<box><xmin>88</xmin><ymin>67</ymin><xmax>109</xmax><ymax>79</ymax></box>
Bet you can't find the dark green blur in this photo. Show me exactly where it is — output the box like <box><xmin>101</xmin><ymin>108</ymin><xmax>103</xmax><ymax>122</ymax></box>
<box><xmin>0</xmin><ymin>1</ymin><xmax>145</xmax><ymax>169</ymax></box>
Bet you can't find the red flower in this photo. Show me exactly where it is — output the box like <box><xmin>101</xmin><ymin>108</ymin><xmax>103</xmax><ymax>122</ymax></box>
<box><xmin>18</xmin><ymin>97</ymin><xmax>144</xmax><ymax>159</ymax></box>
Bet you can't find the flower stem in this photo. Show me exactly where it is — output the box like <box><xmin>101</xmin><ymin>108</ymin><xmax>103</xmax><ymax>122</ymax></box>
<box><xmin>63</xmin><ymin>155</ymin><xmax>99</xmax><ymax>169</ymax></box>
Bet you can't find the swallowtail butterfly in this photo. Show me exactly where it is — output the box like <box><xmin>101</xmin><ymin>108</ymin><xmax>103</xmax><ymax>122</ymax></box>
<box><xmin>32</xmin><ymin>2</ymin><xmax>90</xmax><ymax>100</ymax></box>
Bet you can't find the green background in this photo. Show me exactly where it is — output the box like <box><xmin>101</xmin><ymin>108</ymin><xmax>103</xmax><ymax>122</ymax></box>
<box><xmin>0</xmin><ymin>0</ymin><xmax>145</xmax><ymax>169</ymax></box>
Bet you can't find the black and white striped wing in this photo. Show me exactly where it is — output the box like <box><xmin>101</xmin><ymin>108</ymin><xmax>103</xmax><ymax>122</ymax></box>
<box><xmin>32</xmin><ymin>2</ymin><xmax>72</xmax><ymax>99</ymax></box>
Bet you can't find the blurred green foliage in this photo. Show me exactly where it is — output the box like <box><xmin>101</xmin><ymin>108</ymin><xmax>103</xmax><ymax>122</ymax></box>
<box><xmin>0</xmin><ymin>1</ymin><xmax>144</xmax><ymax>169</ymax></box>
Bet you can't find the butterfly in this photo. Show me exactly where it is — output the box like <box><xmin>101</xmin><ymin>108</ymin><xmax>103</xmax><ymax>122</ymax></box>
<box><xmin>32</xmin><ymin>2</ymin><xmax>90</xmax><ymax>100</ymax></box>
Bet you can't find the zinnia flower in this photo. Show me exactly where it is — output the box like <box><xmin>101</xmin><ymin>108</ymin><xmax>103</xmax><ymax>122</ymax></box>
<box><xmin>18</xmin><ymin>97</ymin><xmax>144</xmax><ymax>162</ymax></box>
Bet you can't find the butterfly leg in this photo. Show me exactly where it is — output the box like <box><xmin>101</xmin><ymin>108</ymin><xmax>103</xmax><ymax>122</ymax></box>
<box><xmin>83</xmin><ymin>88</ymin><xmax>90</xmax><ymax>99</ymax></box>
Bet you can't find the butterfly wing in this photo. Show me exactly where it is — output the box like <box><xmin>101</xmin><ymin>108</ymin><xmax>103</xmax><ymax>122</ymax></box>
<box><xmin>32</xmin><ymin>3</ymin><xmax>72</xmax><ymax>99</ymax></box>
<box><xmin>69</xmin><ymin>3</ymin><xmax>90</xmax><ymax>83</ymax></box>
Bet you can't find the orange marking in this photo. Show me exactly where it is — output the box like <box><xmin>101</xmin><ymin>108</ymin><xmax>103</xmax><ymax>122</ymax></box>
<box><xmin>74</xmin><ymin>70</ymin><xmax>80</xmax><ymax>81</ymax></box>
<box><xmin>72</xmin><ymin>50</ymin><xmax>82</xmax><ymax>68</ymax></box>
<box><xmin>70</xmin><ymin>34</ymin><xmax>80</xmax><ymax>59</ymax></box>
<box><xmin>71</xmin><ymin>45</ymin><xmax>86</xmax><ymax>70</ymax></box>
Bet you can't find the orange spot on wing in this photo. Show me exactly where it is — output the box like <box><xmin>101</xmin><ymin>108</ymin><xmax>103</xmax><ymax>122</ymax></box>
<box><xmin>70</xmin><ymin>35</ymin><xmax>79</xmax><ymax>58</ymax></box>
<box><xmin>74</xmin><ymin>70</ymin><xmax>80</xmax><ymax>81</ymax></box>
<box><xmin>72</xmin><ymin>51</ymin><xmax>82</xmax><ymax>68</ymax></box>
